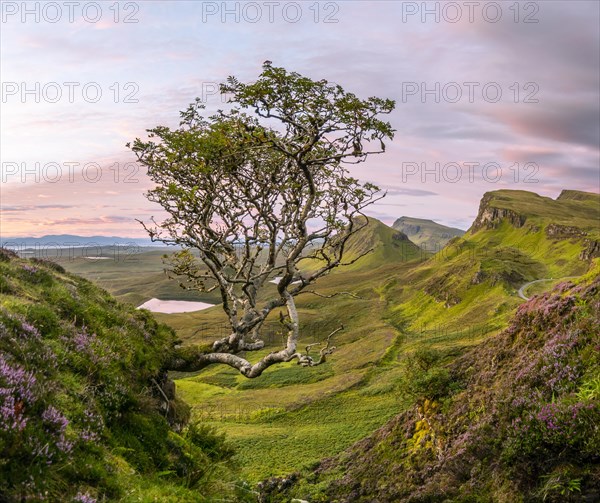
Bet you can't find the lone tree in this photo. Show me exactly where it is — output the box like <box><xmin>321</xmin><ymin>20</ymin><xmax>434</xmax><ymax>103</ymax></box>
<box><xmin>129</xmin><ymin>62</ymin><xmax>395</xmax><ymax>378</ymax></box>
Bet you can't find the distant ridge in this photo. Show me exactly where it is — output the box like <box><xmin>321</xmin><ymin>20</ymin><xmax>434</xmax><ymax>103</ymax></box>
<box><xmin>469</xmin><ymin>189</ymin><xmax>600</xmax><ymax>233</ymax></box>
<box><xmin>0</xmin><ymin>234</ymin><xmax>155</xmax><ymax>247</ymax></box>
<box><xmin>392</xmin><ymin>216</ymin><xmax>465</xmax><ymax>251</ymax></box>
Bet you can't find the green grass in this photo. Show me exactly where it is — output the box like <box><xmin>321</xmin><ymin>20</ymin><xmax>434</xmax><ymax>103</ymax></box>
<box><xmin>0</xmin><ymin>251</ymin><xmax>246</xmax><ymax>501</ymax></box>
<box><xmin>50</xmin><ymin>190</ymin><xmax>599</xmax><ymax>486</ymax></box>
<box><xmin>203</xmin><ymin>390</ymin><xmax>406</xmax><ymax>481</ymax></box>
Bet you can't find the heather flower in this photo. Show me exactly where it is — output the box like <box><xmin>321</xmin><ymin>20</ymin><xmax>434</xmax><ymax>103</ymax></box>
<box><xmin>73</xmin><ymin>327</ymin><xmax>94</xmax><ymax>352</ymax></box>
<box><xmin>0</xmin><ymin>395</ymin><xmax>28</xmax><ymax>431</ymax></box>
<box><xmin>20</xmin><ymin>321</ymin><xmax>41</xmax><ymax>339</ymax></box>
<box><xmin>0</xmin><ymin>354</ymin><xmax>37</xmax><ymax>403</ymax></box>
<box><xmin>73</xmin><ymin>492</ymin><xmax>97</xmax><ymax>503</ymax></box>
<box><xmin>41</xmin><ymin>405</ymin><xmax>73</xmax><ymax>454</ymax></box>
<box><xmin>42</xmin><ymin>405</ymin><xmax>69</xmax><ymax>431</ymax></box>
<box><xmin>79</xmin><ymin>408</ymin><xmax>104</xmax><ymax>443</ymax></box>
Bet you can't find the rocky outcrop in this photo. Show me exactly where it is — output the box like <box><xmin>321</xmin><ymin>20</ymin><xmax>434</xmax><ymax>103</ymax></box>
<box><xmin>392</xmin><ymin>231</ymin><xmax>411</xmax><ymax>242</ymax></box>
<box><xmin>580</xmin><ymin>239</ymin><xmax>600</xmax><ymax>260</ymax></box>
<box><xmin>470</xmin><ymin>268</ymin><xmax>527</xmax><ymax>288</ymax></box>
<box><xmin>424</xmin><ymin>276</ymin><xmax>462</xmax><ymax>307</ymax></box>
<box><xmin>470</xmin><ymin>193</ymin><xmax>526</xmax><ymax>232</ymax></box>
<box><xmin>545</xmin><ymin>223</ymin><xmax>588</xmax><ymax>238</ymax></box>
<box><xmin>470</xmin><ymin>269</ymin><xmax>487</xmax><ymax>285</ymax></box>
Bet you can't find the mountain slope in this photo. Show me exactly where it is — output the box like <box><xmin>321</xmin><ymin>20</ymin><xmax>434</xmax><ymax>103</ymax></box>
<box><xmin>0</xmin><ymin>249</ymin><xmax>244</xmax><ymax>502</ymax></box>
<box><xmin>392</xmin><ymin>216</ymin><xmax>465</xmax><ymax>251</ymax></box>
<box><xmin>384</xmin><ymin>189</ymin><xmax>600</xmax><ymax>341</ymax></box>
<box><xmin>337</xmin><ymin>216</ymin><xmax>424</xmax><ymax>270</ymax></box>
<box><xmin>263</xmin><ymin>268</ymin><xmax>600</xmax><ymax>502</ymax></box>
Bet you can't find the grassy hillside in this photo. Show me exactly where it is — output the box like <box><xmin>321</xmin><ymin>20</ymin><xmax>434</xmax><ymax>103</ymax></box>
<box><xmin>46</xmin><ymin>189</ymin><xmax>599</xmax><ymax>491</ymax></box>
<box><xmin>384</xmin><ymin>189</ymin><xmax>600</xmax><ymax>342</ymax></box>
<box><xmin>274</xmin><ymin>266</ymin><xmax>600</xmax><ymax>502</ymax></box>
<box><xmin>392</xmin><ymin>216</ymin><xmax>465</xmax><ymax>251</ymax></box>
<box><xmin>170</xmin><ymin>190</ymin><xmax>600</xmax><ymax>484</ymax></box>
<box><xmin>0</xmin><ymin>249</ymin><xmax>249</xmax><ymax>502</ymax></box>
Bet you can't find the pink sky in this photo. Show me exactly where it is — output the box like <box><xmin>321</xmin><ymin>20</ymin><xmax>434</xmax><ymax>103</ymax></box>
<box><xmin>1</xmin><ymin>1</ymin><xmax>598</xmax><ymax>238</ymax></box>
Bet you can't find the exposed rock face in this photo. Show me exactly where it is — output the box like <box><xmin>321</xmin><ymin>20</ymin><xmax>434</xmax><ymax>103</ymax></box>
<box><xmin>470</xmin><ymin>193</ymin><xmax>526</xmax><ymax>232</ymax></box>
<box><xmin>424</xmin><ymin>273</ymin><xmax>462</xmax><ymax>307</ymax></box>
<box><xmin>470</xmin><ymin>268</ymin><xmax>527</xmax><ymax>288</ymax></box>
<box><xmin>471</xmin><ymin>269</ymin><xmax>486</xmax><ymax>285</ymax></box>
<box><xmin>580</xmin><ymin>239</ymin><xmax>600</xmax><ymax>260</ymax></box>
<box><xmin>545</xmin><ymin>223</ymin><xmax>588</xmax><ymax>238</ymax></box>
<box><xmin>392</xmin><ymin>231</ymin><xmax>411</xmax><ymax>242</ymax></box>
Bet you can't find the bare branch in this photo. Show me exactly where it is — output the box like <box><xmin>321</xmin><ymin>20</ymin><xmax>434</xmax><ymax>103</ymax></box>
<box><xmin>297</xmin><ymin>290</ymin><xmax>363</xmax><ymax>300</ymax></box>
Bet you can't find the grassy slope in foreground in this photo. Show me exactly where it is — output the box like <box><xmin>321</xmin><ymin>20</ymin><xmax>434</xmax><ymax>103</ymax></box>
<box><xmin>278</xmin><ymin>264</ymin><xmax>600</xmax><ymax>503</ymax></box>
<box><xmin>0</xmin><ymin>249</ymin><xmax>248</xmax><ymax>503</ymax></box>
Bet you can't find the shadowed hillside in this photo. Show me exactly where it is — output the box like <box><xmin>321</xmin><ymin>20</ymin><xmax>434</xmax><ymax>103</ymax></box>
<box><xmin>392</xmin><ymin>216</ymin><xmax>465</xmax><ymax>251</ymax></box>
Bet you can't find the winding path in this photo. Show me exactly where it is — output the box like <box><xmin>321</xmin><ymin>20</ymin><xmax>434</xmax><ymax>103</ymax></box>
<box><xmin>517</xmin><ymin>279</ymin><xmax>553</xmax><ymax>300</ymax></box>
<box><xmin>517</xmin><ymin>277</ymin><xmax>578</xmax><ymax>300</ymax></box>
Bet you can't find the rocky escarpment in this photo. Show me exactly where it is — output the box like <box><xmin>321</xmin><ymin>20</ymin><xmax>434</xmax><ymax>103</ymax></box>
<box><xmin>392</xmin><ymin>231</ymin><xmax>411</xmax><ymax>242</ymax></box>
<box><xmin>423</xmin><ymin>271</ymin><xmax>463</xmax><ymax>307</ymax></box>
<box><xmin>580</xmin><ymin>239</ymin><xmax>600</xmax><ymax>261</ymax></box>
<box><xmin>470</xmin><ymin>192</ymin><xmax>527</xmax><ymax>232</ymax></box>
<box><xmin>545</xmin><ymin>223</ymin><xmax>588</xmax><ymax>238</ymax></box>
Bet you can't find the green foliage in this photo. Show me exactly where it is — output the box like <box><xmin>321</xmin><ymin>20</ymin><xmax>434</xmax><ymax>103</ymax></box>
<box><xmin>0</xmin><ymin>253</ymin><xmax>244</xmax><ymax>501</ymax></box>
<box><xmin>577</xmin><ymin>374</ymin><xmax>600</xmax><ymax>401</ymax></box>
<box><xmin>400</xmin><ymin>348</ymin><xmax>454</xmax><ymax>400</ymax></box>
<box><xmin>184</xmin><ymin>421</ymin><xmax>235</xmax><ymax>462</ymax></box>
<box><xmin>537</xmin><ymin>466</ymin><xmax>584</xmax><ymax>502</ymax></box>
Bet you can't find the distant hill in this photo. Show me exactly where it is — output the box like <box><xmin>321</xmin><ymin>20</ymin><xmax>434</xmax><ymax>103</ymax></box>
<box><xmin>342</xmin><ymin>216</ymin><xmax>424</xmax><ymax>268</ymax></box>
<box><xmin>300</xmin><ymin>216</ymin><xmax>425</xmax><ymax>275</ymax></box>
<box><xmin>0</xmin><ymin>234</ymin><xmax>154</xmax><ymax>247</ymax></box>
<box><xmin>392</xmin><ymin>216</ymin><xmax>465</xmax><ymax>251</ymax></box>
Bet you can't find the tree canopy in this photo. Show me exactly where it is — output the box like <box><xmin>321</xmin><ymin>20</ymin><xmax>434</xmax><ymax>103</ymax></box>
<box><xmin>129</xmin><ymin>62</ymin><xmax>395</xmax><ymax>377</ymax></box>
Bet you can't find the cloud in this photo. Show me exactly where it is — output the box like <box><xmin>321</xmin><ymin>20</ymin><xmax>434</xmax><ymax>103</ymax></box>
<box><xmin>384</xmin><ymin>187</ymin><xmax>438</xmax><ymax>197</ymax></box>
<box><xmin>1</xmin><ymin>1</ymin><xmax>597</xmax><ymax>236</ymax></box>
<box><xmin>2</xmin><ymin>204</ymin><xmax>75</xmax><ymax>212</ymax></box>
